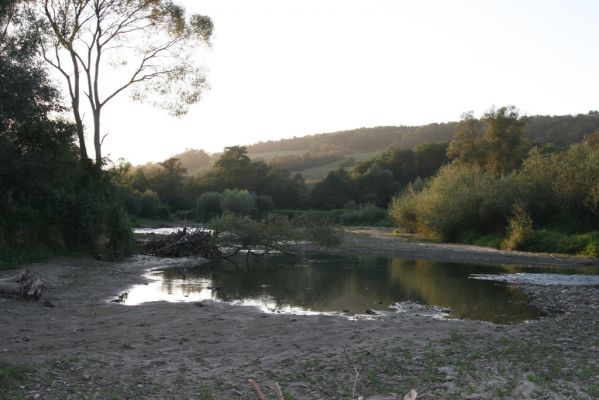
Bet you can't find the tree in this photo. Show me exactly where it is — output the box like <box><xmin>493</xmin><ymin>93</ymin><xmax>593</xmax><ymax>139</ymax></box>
<box><xmin>447</xmin><ymin>107</ymin><xmax>528</xmax><ymax>175</ymax></box>
<box><xmin>32</xmin><ymin>0</ymin><xmax>213</xmax><ymax>164</ymax></box>
<box><xmin>484</xmin><ymin>106</ymin><xmax>529</xmax><ymax>175</ymax></box>
<box><xmin>447</xmin><ymin>111</ymin><xmax>487</xmax><ymax>167</ymax></box>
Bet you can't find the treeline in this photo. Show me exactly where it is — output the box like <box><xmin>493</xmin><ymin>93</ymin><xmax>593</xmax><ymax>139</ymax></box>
<box><xmin>390</xmin><ymin>107</ymin><xmax>599</xmax><ymax>256</ymax></box>
<box><xmin>113</xmin><ymin>141</ymin><xmax>449</xmax><ymax>221</ymax></box>
<box><xmin>247</xmin><ymin>123</ymin><xmax>457</xmax><ymax>154</ymax></box>
<box><xmin>268</xmin><ymin>150</ymin><xmax>345</xmax><ymax>171</ymax></box>
<box><xmin>112</xmin><ymin>146</ymin><xmax>309</xmax><ymax>219</ymax></box>
<box><xmin>245</xmin><ymin>112</ymin><xmax>599</xmax><ymax>155</ymax></box>
<box><xmin>0</xmin><ymin>4</ymin><xmax>131</xmax><ymax>266</ymax></box>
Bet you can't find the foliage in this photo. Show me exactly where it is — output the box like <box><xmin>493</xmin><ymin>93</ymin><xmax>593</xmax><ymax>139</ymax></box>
<box><xmin>390</xmin><ymin>164</ymin><xmax>516</xmax><ymax>241</ymax></box>
<box><xmin>246</xmin><ymin>112</ymin><xmax>599</xmax><ymax>158</ymax></box>
<box><xmin>340</xmin><ymin>204</ymin><xmax>390</xmax><ymax>226</ymax></box>
<box><xmin>0</xmin><ymin>6</ymin><xmax>133</xmax><ymax>265</ymax></box>
<box><xmin>504</xmin><ymin>203</ymin><xmax>534</xmax><ymax>250</ymax></box>
<box><xmin>220</xmin><ymin>189</ymin><xmax>257</xmax><ymax>216</ymax></box>
<box><xmin>31</xmin><ymin>0</ymin><xmax>213</xmax><ymax>164</ymax></box>
<box><xmin>210</xmin><ymin>213</ymin><xmax>294</xmax><ymax>255</ymax></box>
<box><xmin>292</xmin><ymin>213</ymin><xmax>343</xmax><ymax>247</ymax></box>
<box><xmin>390</xmin><ymin>130</ymin><xmax>599</xmax><ymax>253</ymax></box>
<box><xmin>196</xmin><ymin>192</ymin><xmax>222</xmax><ymax>221</ymax></box>
<box><xmin>447</xmin><ymin>107</ymin><xmax>529</xmax><ymax>175</ymax></box>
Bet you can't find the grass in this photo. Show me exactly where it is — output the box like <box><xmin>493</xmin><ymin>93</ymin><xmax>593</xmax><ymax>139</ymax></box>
<box><xmin>248</xmin><ymin>149</ymin><xmax>307</xmax><ymax>161</ymax></box>
<box><xmin>298</xmin><ymin>151</ymin><xmax>382</xmax><ymax>182</ymax></box>
<box><xmin>274</xmin><ymin>326</ymin><xmax>598</xmax><ymax>399</ymax></box>
<box><xmin>455</xmin><ymin>228</ymin><xmax>599</xmax><ymax>257</ymax></box>
<box><xmin>0</xmin><ymin>362</ymin><xmax>33</xmax><ymax>400</ymax></box>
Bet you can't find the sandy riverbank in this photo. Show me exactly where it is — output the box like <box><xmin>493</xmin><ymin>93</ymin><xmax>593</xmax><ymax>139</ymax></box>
<box><xmin>1</xmin><ymin>232</ymin><xmax>598</xmax><ymax>399</ymax></box>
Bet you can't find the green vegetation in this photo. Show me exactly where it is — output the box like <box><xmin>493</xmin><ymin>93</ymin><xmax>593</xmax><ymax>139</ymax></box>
<box><xmin>0</xmin><ymin>3</ymin><xmax>132</xmax><ymax>269</ymax></box>
<box><xmin>0</xmin><ymin>361</ymin><xmax>32</xmax><ymax>399</ymax></box>
<box><xmin>210</xmin><ymin>212</ymin><xmax>342</xmax><ymax>256</ymax></box>
<box><xmin>390</xmin><ymin>107</ymin><xmax>599</xmax><ymax>255</ymax></box>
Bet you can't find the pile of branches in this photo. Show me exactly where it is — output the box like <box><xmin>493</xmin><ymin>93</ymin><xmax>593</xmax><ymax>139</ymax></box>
<box><xmin>142</xmin><ymin>228</ymin><xmax>218</xmax><ymax>258</ymax></box>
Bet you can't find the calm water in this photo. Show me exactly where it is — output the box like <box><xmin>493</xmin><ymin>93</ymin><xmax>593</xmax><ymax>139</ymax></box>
<box><xmin>124</xmin><ymin>254</ymin><xmax>599</xmax><ymax>323</ymax></box>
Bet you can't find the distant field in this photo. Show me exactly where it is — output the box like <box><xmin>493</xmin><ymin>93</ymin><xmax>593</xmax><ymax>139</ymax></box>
<box><xmin>248</xmin><ymin>149</ymin><xmax>306</xmax><ymax>161</ymax></box>
<box><xmin>248</xmin><ymin>149</ymin><xmax>382</xmax><ymax>183</ymax></box>
<box><xmin>299</xmin><ymin>151</ymin><xmax>382</xmax><ymax>183</ymax></box>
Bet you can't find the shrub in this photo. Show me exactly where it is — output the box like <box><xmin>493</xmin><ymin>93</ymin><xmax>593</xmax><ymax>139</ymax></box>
<box><xmin>196</xmin><ymin>191</ymin><xmax>222</xmax><ymax>221</ymax></box>
<box><xmin>220</xmin><ymin>189</ymin><xmax>257</xmax><ymax>216</ymax></box>
<box><xmin>390</xmin><ymin>164</ymin><xmax>518</xmax><ymax>241</ymax></box>
<box><xmin>340</xmin><ymin>203</ymin><xmax>388</xmax><ymax>225</ymax></box>
<box><xmin>503</xmin><ymin>203</ymin><xmax>534</xmax><ymax>250</ymax></box>
<box><xmin>210</xmin><ymin>212</ymin><xmax>294</xmax><ymax>254</ymax></box>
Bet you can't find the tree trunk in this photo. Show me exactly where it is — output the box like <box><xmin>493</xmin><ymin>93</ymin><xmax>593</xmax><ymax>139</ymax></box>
<box><xmin>93</xmin><ymin>108</ymin><xmax>102</xmax><ymax>166</ymax></box>
<box><xmin>73</xmin><ymin>102</ymin><xmax>88</xmax><ymax>161</ymax></box>
<box><xmin>0</xmin><ymin>270</ymin><xmax>44</xmax><ymax>298</ymax></box>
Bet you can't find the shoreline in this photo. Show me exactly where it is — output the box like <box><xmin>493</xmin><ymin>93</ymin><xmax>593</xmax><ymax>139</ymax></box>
<box><xmin>1</xmin><ymin>235</ymin><xmax>598</xmax><ymax>399</ymax></box>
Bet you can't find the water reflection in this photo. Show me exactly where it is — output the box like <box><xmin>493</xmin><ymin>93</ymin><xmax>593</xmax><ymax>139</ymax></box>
<box><xmin>124</xmin><ymin>254</ymin><xmax>598</xmax><ymax>323</ymax></box>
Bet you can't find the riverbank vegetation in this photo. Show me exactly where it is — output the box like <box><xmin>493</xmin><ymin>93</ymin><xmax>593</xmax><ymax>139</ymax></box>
<box><xmin>0</xmin><ymin>2</ymin><xmax>132</xmax><ymax>269</ymax></box>
<box><xmin>390</xmin><ymin>107</ymin><xmax>599</xmax><ymax>256</ymax></box>
<box><xmin>3</xmin><ymin>1</ymin><xmax>599</xmax><ymax>269</ymax></box>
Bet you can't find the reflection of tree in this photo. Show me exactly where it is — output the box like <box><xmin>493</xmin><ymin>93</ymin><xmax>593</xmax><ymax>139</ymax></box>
<box><xmin>153</xmin><ymin>256</ymin><xmax>541</xmax><ymax>323</ymax></box>
<box><xmin>388</xmin><ymin>259</ymin><xmax>537</xmax><ymax>322</ymax></box>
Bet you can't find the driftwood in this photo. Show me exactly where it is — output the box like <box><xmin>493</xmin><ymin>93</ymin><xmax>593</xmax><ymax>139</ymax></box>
<box><xmin>0</xmin><ymin>269</ymin><xmax>44</xmax><ymax>298</ymax></box>
<box><xmin>142</xmin><ymin>228</ymin><xmax>217</xmax><ymax>258</ymax></box>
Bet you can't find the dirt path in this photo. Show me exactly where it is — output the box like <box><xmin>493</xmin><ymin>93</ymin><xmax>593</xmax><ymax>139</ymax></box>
<box><xmin>1</xmin><ymin>236</ymin><xmax>598</xmax><ymax>399</ymax></box>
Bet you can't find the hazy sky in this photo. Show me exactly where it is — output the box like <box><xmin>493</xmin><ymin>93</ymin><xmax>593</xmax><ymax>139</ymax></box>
<box><xmin>98</xmin><ymin>0</ymin><xmax>599</xmax><ymax>164</ymax></box>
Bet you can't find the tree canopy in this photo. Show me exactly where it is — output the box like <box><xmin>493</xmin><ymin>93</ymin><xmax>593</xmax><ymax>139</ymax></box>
<box><xmin>31</xmin><ymin>0</ymin><xmax>213</xmax><ymax>164</ymax></box>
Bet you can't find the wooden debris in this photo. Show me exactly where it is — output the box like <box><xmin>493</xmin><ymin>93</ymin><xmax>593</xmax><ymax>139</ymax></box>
<box><xmin>248</xmin><ymin>379</ymin><xmax>269</xmax><ymax>400</ymax></box>
<box><xmin>269</xmin><ymin>382</ymin><xmax>284</xmax><ymax>400</ymax></box>
<box><xmin>247</xmin><ymin>379</ymin><xmax>284</xmax><ymax>400</ymax></box>
<box><xmin>0</xmin><ymin>269</ymin><xmax>45</xmax><ymax>299</ymax></box>
<box><xmin>142</xmin><ymin>228</ymin><xmax>217</xmax><ymax>258</ymax></box>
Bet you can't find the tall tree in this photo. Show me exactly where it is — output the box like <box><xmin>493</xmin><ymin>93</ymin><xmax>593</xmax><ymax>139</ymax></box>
<box><xmin>446</xmin><ymin>111</ymin><xmax>487</xmax><ymax>167</ymax></box>
<box><xmin>31</xmin><ymin>0</ymin><xmax>213</xmax><ymax>165</ymax></box>
<box><xmin>447</xmin><ymin>107</ymin><xmax>528</xmax><ymax>175</ymax></box>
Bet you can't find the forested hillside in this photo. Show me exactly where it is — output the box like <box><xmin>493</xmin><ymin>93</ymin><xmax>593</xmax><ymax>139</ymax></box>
<box><xmin>246</xmin><ymin>112</ymin><xmax>599</xmax><ymax>155</ymax></box>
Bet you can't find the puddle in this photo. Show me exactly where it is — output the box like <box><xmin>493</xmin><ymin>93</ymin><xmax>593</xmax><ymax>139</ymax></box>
<box><xmin>120</xmin><ymin>254</ymin><xmax>599</xmax><ymax>323</ymax></box>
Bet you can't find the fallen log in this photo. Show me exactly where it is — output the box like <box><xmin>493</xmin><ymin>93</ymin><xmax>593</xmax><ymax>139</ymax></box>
<box><xmin>0</xmin><ymin>269</ymin><xmax>44</xmax><ymax>298</ymax></box>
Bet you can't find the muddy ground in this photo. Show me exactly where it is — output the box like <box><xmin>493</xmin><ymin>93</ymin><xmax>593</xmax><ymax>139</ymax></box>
<box><xmin>1</xmin><ymin>230</ymin><xmax>599</xmax><ymax>399</ymax></box>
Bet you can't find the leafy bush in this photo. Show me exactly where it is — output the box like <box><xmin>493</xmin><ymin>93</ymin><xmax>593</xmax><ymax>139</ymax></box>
<box><xmin>196</xmin><ymin>191</ymin><xmax>222</xmax><ymax>221</ymax></box>
<box><xmin>210</xmin><ymin>212</ymin><xmax>294</xmax><ymax>254</ymax></box>
<box><xmin>390</xmin><ymin>164</ymin><xmax>517</xmax><ymax>241</ymax></box>
<box><xmin>220</xmin><ymin>189</ymin><xmax>257</xmax><ymax>216</ymax></box>
<box><xmin>504</xmin><ymin>203</ymin><xmax>534</xmax><ymax>250</ymax></box>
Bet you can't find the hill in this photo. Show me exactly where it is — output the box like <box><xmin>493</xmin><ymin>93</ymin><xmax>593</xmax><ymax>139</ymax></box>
<box><xmin>139</xmin><ymin>111</ymin><xmax>599</xmax><ymax>182</ymax></box>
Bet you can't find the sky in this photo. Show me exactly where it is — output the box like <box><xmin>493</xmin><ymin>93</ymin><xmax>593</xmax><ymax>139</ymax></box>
<box><xmin>97</xmin><ymin>0</ymin><xmax>599</xmax><ymax>164</ymax></box>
